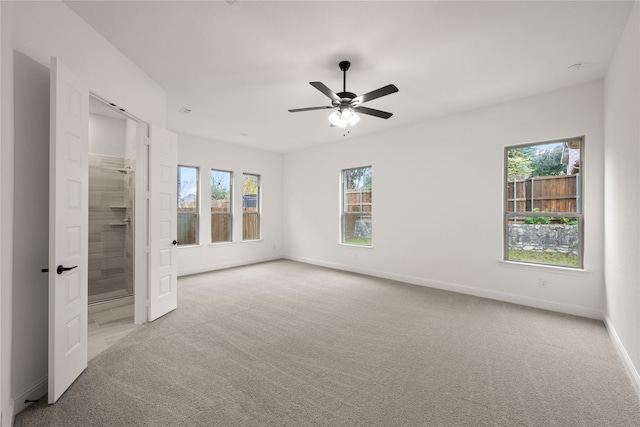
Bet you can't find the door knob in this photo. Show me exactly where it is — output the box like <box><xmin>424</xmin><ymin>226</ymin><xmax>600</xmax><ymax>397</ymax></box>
<box><xmin>172</xmin><ymin>240</ymin><xmax>178</xmax><ymax>245</ymax></box>
<box><xmin>57</xmin><ymin>265</ymin><xmax>78</xmax><ymax>275</ymax></box>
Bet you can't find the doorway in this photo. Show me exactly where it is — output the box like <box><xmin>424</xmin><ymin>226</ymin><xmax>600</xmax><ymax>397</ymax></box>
<box><xmin>47</xmin><ymin>57</ymin><xmax>178</xmax><ymax>403</ymax></box>
<box><xmin>88</xmin><ymin>96</ymin><xmax>137</xmax><ymax>304</ymax></box>
<box><xmin>87</xmin><ymin>95</ymin><xmax>140</xmax><ymax>358</ymax></box>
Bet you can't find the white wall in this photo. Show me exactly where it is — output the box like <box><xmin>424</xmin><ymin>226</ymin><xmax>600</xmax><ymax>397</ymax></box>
<box><xmin>10</xmin><ymin>51</ymin><xmax>50</xmax><ymax>417</ymax></box>
<box><xmin>284</xmin><ymin>81</ymin><xmax>605</xmax><ymax>319</ymax></box>
<box><xmin>0</xmin><ymin>3</ymin><xmax>11</xmax><ymax>424</ymax></box>
<box><xmin>89</xmin><ymin>114</ymin><xmax>126</xmax><ymax>157</ymax></box>
<box><xmin>0</xmin><ymin>1</ymin><xmax>168</xmax><ymax>422</ymax></box>
<box><xmin>176</xmin><ymin>133</ymin><xmax>283</xmax><ymax>276</ymax></box>
<box><xmin>10</xmin><ymin>1</ymin><xmax>166</xmax><ymax>127</ymax></box>
<box><xmin>604</xmin><ymin>2</ymin><xmax>640</xmax><ymax>395</ymax></box>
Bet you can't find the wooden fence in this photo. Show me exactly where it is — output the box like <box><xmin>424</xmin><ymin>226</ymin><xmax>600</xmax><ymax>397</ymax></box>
<box><xmin>345</xmin><ymin>188</ymin><xmax>372</xmax><ymax>213</ymax></box>
<box><xmin>343</xmin><ymin>189</ymin><xmax>372</xmax><ymax>241</ymax></box>
<box><xmin>211</xmin><ymin>213</ymin><xmax>231</xmax><ymax>242</ymax></box>
<box><xmin>507</xmin><ymin>175</ymin><xmax>579</xmax><ymax>214</ymax></box>
<box><xmin>177</xmin><ymin>212</ymin><xmax>197</xmax><ymax>245</ymax></box>
<box><xmin>242</xmin><ymin>212</ymin><xmax>259</xmax><ymax>240</ymax></box>
<box><xmin>178</xmin><ymin>201</ymin><xmax>259</xmax><ymax>244</ymax></box>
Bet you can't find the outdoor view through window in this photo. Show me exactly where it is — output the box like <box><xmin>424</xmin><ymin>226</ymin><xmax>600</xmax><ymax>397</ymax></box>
<box><xmin>505</xmin><ymin>138</ymin><xmax>583</xmax><ymax>268</ymax></box>
<box><xmin>242</xmin><ymin>173</ymin><xmax>260</xmax><ymax>240</ymax></box>
<box><xmin>211</xmin><ymin>170</ymin><xmax>232</xmax><ymax>243</ymax></box>
<box><xmin>177</xmin><ymin>165</ymin><xmax>199</xmax><ymax>246</ymax></box>
<box><xmin>342</xmin><ymin>166</ymin><xmax>372</xmax><ymax>246</ymax></box>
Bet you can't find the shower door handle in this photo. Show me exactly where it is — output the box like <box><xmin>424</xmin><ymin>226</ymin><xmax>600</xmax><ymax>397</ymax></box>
<box><xmin>57</xmin><ymin>265</ymin><xmax>78</xmax><ymax>275</ymax></box>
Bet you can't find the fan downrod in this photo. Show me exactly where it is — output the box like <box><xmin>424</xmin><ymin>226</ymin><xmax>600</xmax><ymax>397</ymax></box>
<box><xmin>337</xmin><ymin>61</ymin><xmax>355</xmax><ymax>100</ymax></box>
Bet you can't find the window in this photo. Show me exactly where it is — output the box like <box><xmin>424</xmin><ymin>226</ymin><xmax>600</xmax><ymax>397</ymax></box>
<box><xmin>342</xmin><ymin>166</ymin><xmax>372</xmax><ymax>246</ymax></box>
<box><xmin>211</xmin><ymin>169</ymin><xmax>232</xmax><ymax>243</ymax></box>
<box><xmin>505</xmin><ymin>138</ymin><xmax>583</xmax><ymax>268</ymax></box>
<box><xmin>177</xmin><ymin>165</ymin><xmax>199</xmax><ymax>246</ymax></box>
<box><xmin>242</xmin><ymin>173</ymin><xmax>260</xmax><ymax>240</ymax></box>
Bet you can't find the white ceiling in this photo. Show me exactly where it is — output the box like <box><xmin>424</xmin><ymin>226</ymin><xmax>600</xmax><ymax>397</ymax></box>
<box><xmin>65</xmin><ymin>0</ymin><xmax>634</xmax><ymax>153</ymax></box>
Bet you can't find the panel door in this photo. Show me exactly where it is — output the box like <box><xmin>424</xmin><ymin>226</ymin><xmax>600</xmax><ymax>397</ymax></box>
<box><xmin>48</xmin><ymin>57</ymin><xmax>89</xmax><ymax>404</ymax></box>
<box><xmin>148</xmin><ymin>124</ymin><xmax>178</xmax><ymax>321</ymax></box>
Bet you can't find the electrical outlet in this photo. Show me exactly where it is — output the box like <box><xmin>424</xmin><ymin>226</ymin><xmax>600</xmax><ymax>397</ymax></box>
<box><xmin>539</xmin><ymin>278</ymin><xmax>548</xmax><ymax>288</ymax></box>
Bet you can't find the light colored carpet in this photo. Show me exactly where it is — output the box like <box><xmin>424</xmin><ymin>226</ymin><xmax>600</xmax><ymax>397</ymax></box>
<box><xmin>14</xmin><ymin>260</ymin><xmax>640</xmax><ymax>426</ymax></box>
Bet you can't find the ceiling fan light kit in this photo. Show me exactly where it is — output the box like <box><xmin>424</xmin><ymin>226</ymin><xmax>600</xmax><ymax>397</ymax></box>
<box><xmin>289</xmin><ymin>60</ymin><xmax>398</xmax><ymax>133</ymax></box>
<box><xmin>328</xmin><ymin>105</ymin><xmax>360</xmax><ymax>128</ymax></box>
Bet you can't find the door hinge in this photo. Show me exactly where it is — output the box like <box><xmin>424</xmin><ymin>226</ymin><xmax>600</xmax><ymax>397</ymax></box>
<box><xmin>145</xmin><ymin>299</ymin><xmax>150</xmax><ymax>307</ymax></box>
<box><xmin>144</xmin><ymin>137</ymin><xmax>150</xmax><ymax>146</ymax></box>
<box><xmin>143</xmin><ymin>246</ymin><xmax>150</xmax><ymax>254</ymax></box>
<box><xmin>144</xmin><ymin>191</ymin><xmax>151</xmax><ymax>199</ymax></box>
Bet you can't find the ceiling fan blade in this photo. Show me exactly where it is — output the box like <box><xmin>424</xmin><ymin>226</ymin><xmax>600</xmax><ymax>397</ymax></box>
<box><xmin>352</xmin><ymin>84</ymin><xmax>399</xmax><ymax>105</ymax></box>
<box><xmin>310</xmin><ymin>82</ymin><xmax>341</xmax><ymax>102</ymax></box>
<box><xmin>353</xmin><ymin>106</ymin><xmax>393</xmax><ymax>119</ymax></box>
<box><xmin>288</xmin><ymin>106</ymin><xmax>334</xmax><ymax>113</ymax></box>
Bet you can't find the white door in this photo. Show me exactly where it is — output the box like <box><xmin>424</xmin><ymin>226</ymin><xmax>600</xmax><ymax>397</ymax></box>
<box><xmin>48</xmin><ymin>57</ymin><xmax>89</xmax><ymax>404</ymax></box>
<box><xmin>148</xmin><ymin>124</ymin><xmax>178</xmax><ymax>321</ymax></box>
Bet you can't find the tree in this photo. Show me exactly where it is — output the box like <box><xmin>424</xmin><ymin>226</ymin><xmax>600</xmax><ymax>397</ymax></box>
<box><xmin>507</xmin><ymin>147</ymin><xmax>535</xmax><ymax>179</ymax></box>
<box><xmin>177</xmin><ymin>167</ymin><xmax>196</xmax><ymax>208</ymax></box>
<box><xmin>344</xmin><ymin>167</ymin><xmax>372</xmax><ymax>189</ymax></box>
<box><xmin>210</xmin><ymin>172</ymin><xmax>229</xmax><ymax>200</ymax></box>
<box><xmin>530</xmin><ymin>145</ymin><xmax>566</xmax><ymax>177</ymax></box>
<box><xmin>243</xmin><ymin>175</ymin><xmax>258</xmax><ymax>195</ymax></box>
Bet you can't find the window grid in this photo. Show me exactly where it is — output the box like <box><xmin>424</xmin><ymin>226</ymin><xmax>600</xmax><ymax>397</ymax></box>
<box><xmin>177</xmin><ymin>165</ymin><xmax>199</xmax><ymax>246</ymax></box>
<box><xmin>341</xmin><ymin>166</ymin><xmax>372</xmax><ymax>246</ymax></box>
<box><xmin>211</xmin><ymin>169</ymin><xmax>232</xmax><ymax>243</ymax></box>
<box><xmin>242</xmin><ymin>173</ymin><xmax>260</xmax><ymax>241</ymax></box>
<box><xmin>504</xmin><ymin>138</ymin><xmax>583</xmax><ymax>268</ymax></box>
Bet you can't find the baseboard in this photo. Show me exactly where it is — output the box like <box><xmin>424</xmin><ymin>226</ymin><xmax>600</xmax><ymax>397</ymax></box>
<box><xmin>178</xmin><ymin>255</ymin><xmax>284</xmax><ymax>277</ymax></box>
<box><xmin>13</xmin><ymin>375</ymin><xmax>47</xmax><ymax>416</ymax></box>
<box><xmin>285</xmin><ymin>255</ymin><xmax>603</xmax><ymax>320</ymax></box>
<box><xmin>604</xmin><ymin>315</ymin><xmax>640</xmax><ymax>400</ymax></box>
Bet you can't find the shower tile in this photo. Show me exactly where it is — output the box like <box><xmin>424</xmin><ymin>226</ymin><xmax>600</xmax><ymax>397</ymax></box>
<box><xmin>89</xmin><ymin>154</ymin><xmax>132</xmax><ymax>302</ymax></box>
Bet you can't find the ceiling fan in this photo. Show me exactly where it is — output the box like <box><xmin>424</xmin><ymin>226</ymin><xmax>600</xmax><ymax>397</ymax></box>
<box><xmin>288</xmin><ymin>61</ymin><xmax>399</xmax><ymax>129</ymax></box>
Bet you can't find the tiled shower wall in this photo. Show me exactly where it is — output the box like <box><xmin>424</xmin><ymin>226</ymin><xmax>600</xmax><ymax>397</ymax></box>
<box><xmin>89</xmin><ymin>154</ymin><xmax>133</xmax><ymax>302</ymax></box>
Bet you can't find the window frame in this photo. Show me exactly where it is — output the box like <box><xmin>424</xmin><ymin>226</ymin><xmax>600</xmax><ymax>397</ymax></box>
<box><xmin>210</xmin><ymin>169</ymin><xmax>233</xmax><ymax>244</ymax></box>
<box><xmin>503</xmin><ymin>137</ymin><xmax>584</xmax><ymax>269</ymax></box>
<box><xmin>177</xmin><ymin>164</ymin><xmax>200</xmax><ymax>246</ymax></box>
<box><xmin>242</xmin><ymin>173</ymin><xmax>261</xmax><ymax>241</ymax></box>
<box><xmin>341</xmin><ymin>166</ymin><xmax>373</xmax><ymax>247</ymax></box>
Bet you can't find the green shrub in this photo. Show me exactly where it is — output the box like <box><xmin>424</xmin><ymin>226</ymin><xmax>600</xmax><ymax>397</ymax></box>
<box><xmin>525</xmin><ymin>208</ymin><xmax>551</xmax><ymax>224</ymax></box>
<box><xmin>561</xmin><ymin>217</ymin><xmax>578</xmax><ymax>226</ymax></box>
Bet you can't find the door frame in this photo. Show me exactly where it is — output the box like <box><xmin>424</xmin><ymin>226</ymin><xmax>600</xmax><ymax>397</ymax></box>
<box><xmin>89</xmin><ymin>93</ymin><xmax>150</xmax><ymax>325</ymax></box>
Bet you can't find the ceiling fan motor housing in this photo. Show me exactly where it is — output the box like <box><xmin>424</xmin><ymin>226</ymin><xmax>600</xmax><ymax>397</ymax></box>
<box><xmin>333</xmin><ymin>92</ymin><xmax>357</xmax><ymax>107</ymax></box>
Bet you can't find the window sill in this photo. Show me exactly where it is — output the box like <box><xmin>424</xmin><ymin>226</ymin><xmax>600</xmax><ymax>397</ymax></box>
<box><xmin>177</xmin><ymin>244</ymin><xmax>201</xmax><ymax>249</ymax></box>
<box><xmin>339</xmin><ymin>243</ymin><xmax>374</xmax><ymax>249</ymax></box>
<box><xmin>241</xmin><ymin>239</ymin><xmax>263</xmax><ymax>243</ymax></box>
<box><xmin>498</xmin><ymin>260</ymin><xmax>590</xmax><ymax>276</ymax></box>
<box><xmin>209</xmin><ymin>241</ymin><xmax>235</xmax><ymax>247</ymax></box>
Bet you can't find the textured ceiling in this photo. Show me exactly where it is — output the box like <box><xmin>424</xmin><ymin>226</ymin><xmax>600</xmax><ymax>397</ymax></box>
<box><xmin>66</xmin><ymin>0</ymin><xmax>634</xmax><ymax>153</ymax></box>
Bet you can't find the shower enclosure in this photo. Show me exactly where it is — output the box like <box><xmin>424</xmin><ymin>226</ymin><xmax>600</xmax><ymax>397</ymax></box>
<box><xmin>88</xmin><ymin>154</ymin><xmax>135</xmax><ymax>304</ymax></box>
